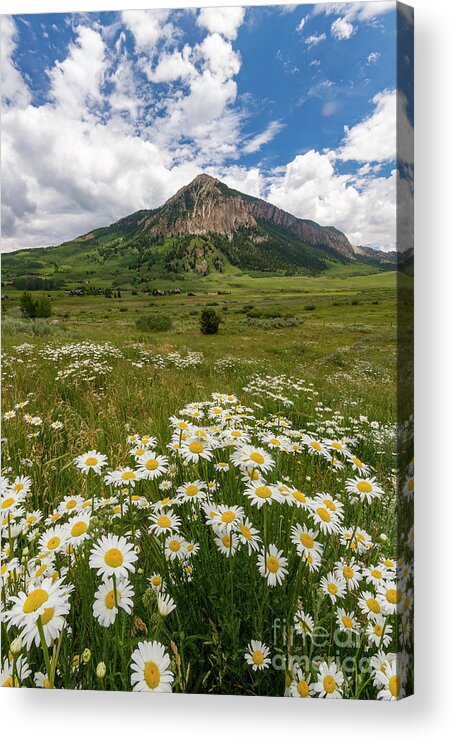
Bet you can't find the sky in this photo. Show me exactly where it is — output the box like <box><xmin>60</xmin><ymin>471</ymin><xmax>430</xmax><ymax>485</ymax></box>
<box><xmin>1</xmin><ymin>2</ymin><xmax>414</xmax><ymax>253</ymax></box>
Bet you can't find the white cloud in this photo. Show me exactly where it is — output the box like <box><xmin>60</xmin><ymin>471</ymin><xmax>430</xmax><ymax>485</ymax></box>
<box><xmin>305</xmin><ymin>33</ymin><xmax>327</xmax><ymax>47</ymax></box>
<box><xmin>197</xmin><ymin>7</ymin><xmax>245</xmax><ymax>41</ymax></box>
<box><xmin>337</xmin><ymin>89</ymin><xmax>396</xmax><ymax>163</ymax></box>
<box><xmin>243</xmin><ymin>121</ymin><xmax>284</xmax><ymax>155</ymax></box>
<box><xmin>121</xmin><ymin>9</ymin><xmax>174</xmax><ymax>53</ymax></box>
<box><xmin>267</xmin><ymin>149</ymin><xmax>397</xmax><ymax>250</ymax></box>
<box><xmin>331</xmin><ymin>17</ymin><xmax>355</xmax><ymax>40</ymax></box>
<box><xmin>48</xmin><ymin>25</ymin><xmax>107</xmax><ymax>118</ymax></box>
<box><xmin>314</xmin><ymin>2</ymin><xmax>395</xmax><ymax>22</ymax></box>
<box><xmin>0</xmin><ymin>16</ymin><xmax>31</xmax><ymax>108</ymax></box>
<box><xmin>367</xmin><ymin>51</ymin><xmax>381</xmax><ymax>64</ymax></box>
<box><xmin>296</xmin><ymin>17</ymin><xmax>306</xmax><ymax>32</ymax></box>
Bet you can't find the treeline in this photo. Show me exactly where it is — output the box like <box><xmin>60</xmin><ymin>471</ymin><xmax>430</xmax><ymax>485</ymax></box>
<box><xmin>12</xmin><ymin>276</ymin><xmax>66</xmax><ymax>291</ymax></box>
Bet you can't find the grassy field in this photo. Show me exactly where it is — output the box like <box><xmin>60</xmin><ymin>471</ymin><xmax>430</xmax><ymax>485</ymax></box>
<box><xmin>1</xmin><ymin>270</ymin><xmax>413</xmax><ymax>698</ymax></box>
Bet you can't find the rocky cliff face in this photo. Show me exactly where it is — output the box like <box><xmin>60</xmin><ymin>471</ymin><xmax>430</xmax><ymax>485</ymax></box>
<box><xmin>132</xmin><ymin>174</ymin><xmax>354</xmax><ymax>258</ymax></box>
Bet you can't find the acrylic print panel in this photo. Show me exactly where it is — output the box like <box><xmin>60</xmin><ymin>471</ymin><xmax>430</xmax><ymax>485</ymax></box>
<box><xmin>0</xmin><ymin>2</ymin><xmax>414</xmax><ymax>699</ymax></box>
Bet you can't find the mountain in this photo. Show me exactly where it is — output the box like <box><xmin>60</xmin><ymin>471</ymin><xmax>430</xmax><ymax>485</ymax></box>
<box><xmin>2</xmin><ymin>174</ymin><xmax>394</xmax><ymax>288</ymax></box>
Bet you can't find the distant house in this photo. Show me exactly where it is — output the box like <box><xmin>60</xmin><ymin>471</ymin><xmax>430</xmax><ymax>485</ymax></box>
<box><xmin>68</xmin><ymin>289</ymin><xmax>85</xmax><ymax>296</ymax></box>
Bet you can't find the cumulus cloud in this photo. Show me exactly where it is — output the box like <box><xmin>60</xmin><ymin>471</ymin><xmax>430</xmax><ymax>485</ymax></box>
<box><xmin>121</xmin><ymin>9</ymin><xmax>174</xmax><ymax>53</ymax></box>
<box><xmin>337</xmin><ymin>89</ymin><xmax>396</xmax><ymax>163</ymax></box>
<box><xmin>331</xmin><ymin>17</ymin><xmax>355</xmax><ymax>40</ymax></box>
<box><xmin>0</xmin><ymin>15</ymin><xmax>31</xmax><ymax>107</ymax></box>
<box><xmin>268</xmin><ymin>149</ymin><xmax>397</xmax><ymax>250</ymax></box>
<box><xmin>197</xmin><ymin>7</ymin><xmax>245</xmax><ymax>41</ymax></box>
<box><xmin>367</xmin><ymin>51</ymin><xmax>381</xmax><ymax>64</ymax></box>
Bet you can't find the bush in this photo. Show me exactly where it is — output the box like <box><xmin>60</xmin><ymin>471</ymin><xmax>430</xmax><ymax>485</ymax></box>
<box><xmin>304</xmin><ymin>304</ymin><xmax>316</xmax><ymax>311</ymax></box>
<box><xmin>200</xmin><ymin>307</ymin><xmax>221</xmax><ymax>335</ymax></box>
<box><xmin>135</xmin><ymin>314</ymin><xmax>173</xmax><ymax>333</ymax></box>
<box><xmin>20</xmin><ymin>292</ymin><xmax>52</xmax><ymax>318</ymax></box>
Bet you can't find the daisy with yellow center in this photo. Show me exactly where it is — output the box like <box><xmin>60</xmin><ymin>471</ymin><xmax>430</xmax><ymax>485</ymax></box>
<box><xmin>74</xmin><ymin>450</ymin><xmax>107</xmax><ymax>475</ymax></box>
<box><xmin>346</xmin><ymin>476</ymin><xmax>384</xmax><ymax>504</ymax></box>
<box><xmin>238</xmin><ymin>517</ymin><xmax>262</xmax><ymax>554</ymax></box>
<box><xmin>293</xmin><ymin>609</ymin><xmax>314</xmax><ymax>638</ymax></box>
<box><xmin>38</xmin><ymin>525</ymin><xmax>68</xmax><ymax>556</ymax></box>
<box><xmin>130</xmin><ymin>640</ymin><xmax>174</xmax><ymax>692</ymax></box>
<box><xmin>176</xmin><ymin>480</ymin><xmax>206</xmax><ymax>503</ymax></box>
<box><xmin>244</xmin><ymin>640</ymin><xmax>271</xmax><ymax>671</ymax></box>
<box><xmin>89</xmin><ymin>534</ymin><xmax>138</xmax><ymax>579</ymax></box>
<box><xmin>136</xmin><ymin>451</ymin><xmax>169</xmax><ymax>480</ymax></box>
<box><xmin>93</xmin><ymin>577</ymin><xmax>134</xmax><ymax>627</ymax></box>
<box><xmin>180</xmin><ymin>437</ymin><xmax>213</xmax><ymax>464</ymax></box>
<box><xmin>245</xmin><ymin>481</ymin><xmax>280</xmax><ymax>509</ymax></box>
<box><xmin>149</xmin><ymin>510</ymin><xmax>181</xmax><ymax>536</ymax></box>
<box><xmin>377</xmin><ymin>580</ymin><xmax>403</xmax><ymax>615</ymax></box>
<box><xmin>336</xmin><ymin>607</ymin><xmax>360</xmax><ymax>634</ymax></box>
<box><xmin>231</xmin><ymin>444</ymin><xmax>275</xmax><ymax>474</ymax></box>
<box><xmin>289</xmin><ymin>668</ymin><xmax>314</xmax><ymax>698</ymax></box>
<box><xmin>313</xmin><ymin>661</ymin><xmax>344</xmax><ymax>699</ymax></box>
<box><xmin>164</xmin><ymin>535</ymin><xmax>187</xmax><ymax>561</ymax></box>
<box><xmin>320</xmin><ymin>572</ymin><xmax>347</xmax><ymax>603</ymax></box>
<box><xmin>257</xmin><ymin>544</ymin><xmax>288</xmax><ymax>587</ymax></box>
<box><xmin>66</xmin><ymin>513</ymin><xmax>91</xmax><ymax>545</ymax></box>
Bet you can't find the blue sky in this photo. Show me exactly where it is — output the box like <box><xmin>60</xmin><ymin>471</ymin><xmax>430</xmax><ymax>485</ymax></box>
<box><xmin>1</xmin><ymin>3</ymin><xmax>414</xmax><ymax>252</ymax></box>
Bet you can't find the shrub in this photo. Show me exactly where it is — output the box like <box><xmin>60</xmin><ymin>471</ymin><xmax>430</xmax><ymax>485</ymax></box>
<box><xmin>135</xmin><ymin>314</ymin><xmax>173</xmax><ymax>333</ymax></box>
<box><xmin>200</xmin><ymin>307</ymin><xmax>221</xmax><ymax>335</ymax></box>
<box><xmin>304</xmin><ymin>304</ymin><xmax>316</xmax><ymax>311</ymax></box>
<box><xmin>20</xmin><ymin>292</ymin><xmax>52</xmax><ymax>318</ymax></box>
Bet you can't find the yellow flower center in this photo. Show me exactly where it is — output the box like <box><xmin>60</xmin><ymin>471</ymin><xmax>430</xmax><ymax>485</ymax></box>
<box><xmin>71</xmin><ymin>521</ymin><xmax>88</xmax><ymax>537</ymax></box>
<box><xmin>121</xmin><ymin>471</ymin><xmax>136</xmax><ymax>480</ymax></box>
<box><xmin>385</xmin><ymin>588</ymin><xmax>402</xmax><ymax>604</ymax></box>
<box><xmin>104</xmin><ymin>548</ymin><xmax>124</xmax><ymax>568</ymax></box>
<box><xmin>85</xmin><ymin>457</ymin><xmax>99</xmax><ymax>467</ymax></box>
<box><xmin>357</xmin><ymin>481</ymin><xmax>373</xmax><ymax>493</ymax></box>
<box><xmin>146</xmin><ymin>459</ymin><xmax>159</xmax><ymax>471</ymax></box>
<box><xmin>267</xmin><ymin>556</ymin><xmax>279</xmax><ymax>573</ymax></box>
<box><xmin>27</xmin><ymin>515</ymin><xmax>37</xmax><ymax>524</ymax></box>
<box><xmin>185</xmin><ymin>485</ymin><xmax>198</xmax><ymax>497</ymax></box>
<box><xmin>352</xmin><ymin>457</ymin><xmax>363</xmax><ymax>468</ymax></box>
<box><xmin>292</xmin><ymin>490</ymin><xmax>306</xmax><ymax>503</ymax></box>
<box><xmin>157</xmin><ymin>515</ymin><xmax>171</xmax><ymax>528</ymax></box>
<box><xmin>388</xmin><ymin>675</ymin><xmax>400</xmax><ymax>697</ymax></box>
<box><xmin>343</xmin><ymin>566</ymin><xmax>354</xmax><ymax>579</ymax></box>
<box><xmin>168</xmin><ymin>539</ymin><xmax>181</xmax><ymax>552</ymax></box>
<box><xmin>40</xmin><ymin>607</ymin><xmax>55</xmax><ymax>626</ymax></box>
<box><xmin>310</xmin><ymin>441</ymin><xmax>322</xmax><ymax>451</ymax></box>
<box><xmin>144</xmin><ymin>661</ymin><xmax>160</xmax><ymax>689</ymax></box>
<box><xmin>374</xmin><ymin>623</ymin><xmax>383</xmax><ymax>636</ymax></box>
<box><xmin>342</xmin><ymin>615</ymin><xmax>353</xmax><ymax>629</ymax></box>
<box><xmin>23</xmin><ymin>588</ymin><xmax>49</xmax><ymax>613</ymax></box>
<box><xmin>65</xmin><ymin>499</ymin><xmax>77</xmax><ymax>509</ymax></box>
<box><xmin>328</xmin><ymin>583</ymin><xmax>338</xmax><ymax>595</ymax></box>
<box><xmin>366</xmin><ymin>597</ymin><xmax>381</xmax><ymax>614</ymax></box>
<box><xmin>222</xmin><ymin>535</ymin><xmax>232</xmax><ymax>548</ymax></box>
<box><xmin>221</xmin><ymin>511</ymin><xmax>236</xmax><ymax>524</ymax></box>
<box><xmin>270</xmin><ymin>438</ymin><xmax>280</xmax><ymax>445</ymax></box>
<box><xmin>300</xmin><ymin>533</ymin><xmax>314</xmax><ymax>549</ymax></box>
<box><xmin>250</xmin><ymin>452</ymin><xmax>265</xmax><ymax>465</ymax></box>
<box><xmin>323</xmin><ymin>675</ymin><xmax>336</xmax><ymax>694</ymax></box>
<box><xmin>331</xmin><ymin>442</ymin><xmax>343</xmax><ymax>451</ymax></box>
<box><xmin>316</xmin><ymin>507</ymin><xmax>331</xmax><ymax>523</ymax></box>
<box><xmin>324</xmin><ymin>499</ymin><xmax>336</xmax><ymax>511</ymax></box>
<box><xmin>240</xmin><ymin>524</ymin><xmax>252</xmax><ymax>540</ymax></box>
<box><xmin>189</xmin><ymin>441</ymin><xmax>204</xmax><ymax>454</ymax></box>
<box><xmin>35</xmin><ymin>564</ymin><xmax>47</xmax><ymax>577</ymax></box>
<box><xmin>104</xmin><ymin>589</ymin><xmax>118</xmax><ymax>610</ymax></box>
<box><xmin>297</xmin><ymin>679</ymin><xmax>310</xmax><ymax>697</ymax></box>
<box><xmin>371</xmin><ymin>569</ymin><xmax>382</xmax><ymax>579</ymax></box>
<box><xmin>47</xmin><ymin>536</ymin><xmax>61</xmax><ymax>551</ymax></box>
<box><xmin>1</xmin><ymin>497</ymin><xmax>15</xmax><ymax>509</ymax></box>
<box><xmin>151</xmin><ymin>576</ymin><xmax>161</xmax><ymax>587</ymax></box>
<box><xmin>251</xmin><ymin>650</ymin><xmax>264</xmax><ymax>665</ymax></box>
<box><xmin>14</xmin><ymin>483</ymin><xmax>24</xmax><ymax>492</ymax></box>
<box><xmin>256</xmin><ymin>485</ymin><xmax>272</xmax><ymax>499</ymax></box>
